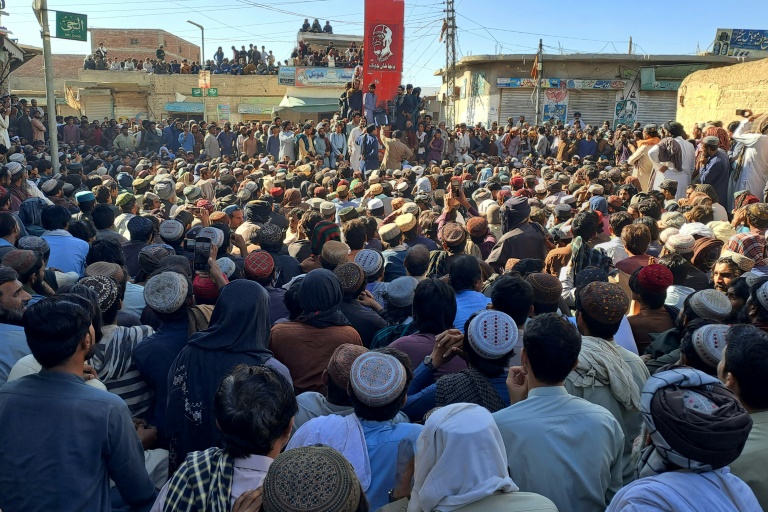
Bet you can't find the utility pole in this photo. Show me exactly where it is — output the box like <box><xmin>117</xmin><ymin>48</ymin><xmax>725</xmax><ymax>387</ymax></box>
<box><xmin>534</xmin><ymin>39</ymin><xmax>543</xmax><ymax>126</ymax></box>
<box><xmin>187</xmin><ymin>21</ymin><xmax>206</xmax><ymax>122</ymax></box>
<box><xmin>33</xmin><ymin>0</ymin><xmax>59</xmax><ymax>173</ymax></box>
<box><xmin>628</xmin><ymin>36</ymin><xmax>633</xmax><ymax>54</ymax></box>
<box><xmin>444</xmin><ymin>0</ymin><xmax>456</xmax><ymax>128</ymax></box>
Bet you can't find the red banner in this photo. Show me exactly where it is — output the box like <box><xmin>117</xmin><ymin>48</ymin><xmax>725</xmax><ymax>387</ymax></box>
<box><xmin>363</xmin><ymin>0</ymin><xmax>404</xmax><ymax>110</ymax></box>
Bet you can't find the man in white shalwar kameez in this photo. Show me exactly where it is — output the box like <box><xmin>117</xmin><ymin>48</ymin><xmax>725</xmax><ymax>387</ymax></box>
<box><xmin>731</xmin><ymin>116</ymin><xmax>768</xmax><ymax>202</ymax></box>
<box><xmin>347</xmin><ymin>120</ymin><xmax>365</xmax><ymax>172</ymax></box>
<box><xmin>649</xmin><ymin>136</ymin><xmax>695</xmax><ymax>200</ymax></box>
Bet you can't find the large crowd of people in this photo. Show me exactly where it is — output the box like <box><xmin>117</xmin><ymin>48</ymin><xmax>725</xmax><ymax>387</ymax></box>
<box><xmin>0</xmin><ymin>84</ymin><xmax>767</xmax><ymax>512</ymax></box>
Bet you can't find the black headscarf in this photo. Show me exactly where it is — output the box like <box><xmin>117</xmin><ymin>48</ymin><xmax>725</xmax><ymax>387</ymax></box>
<box><xmin>296</xmin><ymin>269</ymin><xmax>350</xmax><ymax>328</ymax></box>
<box><xmin>166</xmin><ymin>280</ymin><xmax>277</xmax><ymax>473</ymax></box>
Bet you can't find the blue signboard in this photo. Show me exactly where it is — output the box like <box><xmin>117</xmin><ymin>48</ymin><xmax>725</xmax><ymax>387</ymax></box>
<box><xmin>164</xmin><ymin>102</ymin><xmax>204</xmax><ymax>113</ymax></box>
<box><xmin>714</xmin><ymin>29</ymin><xmax>768</xmax><ymax>57</ymax></box>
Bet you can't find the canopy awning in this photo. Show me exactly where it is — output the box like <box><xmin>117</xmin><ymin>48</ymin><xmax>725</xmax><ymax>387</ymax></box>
<box><xmin>276</xmin><ymin>95</ymin><xmax>339</xmax><ymax>113</ymax></box>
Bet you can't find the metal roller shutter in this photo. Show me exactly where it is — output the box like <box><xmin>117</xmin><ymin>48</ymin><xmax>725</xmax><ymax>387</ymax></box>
<box><xmin>636</xmin><ymin>91</ymin><xmax>678</xmax><ymax>126</ymax></box>
<box><xmin>567</xmin><ymin>90</ymin><xmax>615</xmax><ymax>127</ymax></box>
<box><xmin>83</xmin><ymin>94</ymin><xmax>114</xmax><ymax>121</ymax></box>
<box><xmin>499</xmin><ymin>89</ymin><xmax>537</xmax><ymax>124</ymax></box>
<box><xmin>113</xmin><ymin>92</ymin><xmax>149</xmax><ymax>122</ymax></box>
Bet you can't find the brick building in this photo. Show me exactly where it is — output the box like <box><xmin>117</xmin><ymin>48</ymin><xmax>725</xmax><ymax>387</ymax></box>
<box><xmin>677</xmin><ymin>57</ymin><xmax>768</xmax><ymax>132</ymax></box>
<box><xmin>89</xmin><ymin>28</ymin><xmax>200</xmax><ymax>63</ymax></box>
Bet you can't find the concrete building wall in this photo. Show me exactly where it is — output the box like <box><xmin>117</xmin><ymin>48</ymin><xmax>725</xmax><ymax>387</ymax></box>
<box><xmin>89</xmin><ymin>29</ymin><xmax>200</xmax><ymax>62</ymax></box>
<box><xmin>677</xmin><ymin>57</ymin><xmax>768</xmax><ymax>132</ymax></box>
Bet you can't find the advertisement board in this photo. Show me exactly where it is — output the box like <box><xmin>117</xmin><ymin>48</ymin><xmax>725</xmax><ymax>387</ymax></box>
<box><xmin>294</xmin><ymin>67</ymin><xmax>355</xmax><ymax>88</ymax></box>
<box><xmin>362</xmin><ymin>0</ymin><xmax>404</xmax><ymax>103</ymax></box>
<box><xmin>714</xmin><ymin>29</ymin><xmax>768</xmax><ymax>58</ymax></box>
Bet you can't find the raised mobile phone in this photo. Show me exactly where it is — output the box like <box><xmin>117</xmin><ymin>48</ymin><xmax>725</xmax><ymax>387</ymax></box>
<box><xmin>193</xmin><ymin>236</ymin><xmax>211</xmax><ymax>272</ymax></box>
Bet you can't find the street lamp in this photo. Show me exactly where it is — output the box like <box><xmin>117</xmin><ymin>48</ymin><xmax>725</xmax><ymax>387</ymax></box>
<box><xmin>186</xmin><ymin>20</ymin><xmax>205</xmax><ymax>122</ymax></box>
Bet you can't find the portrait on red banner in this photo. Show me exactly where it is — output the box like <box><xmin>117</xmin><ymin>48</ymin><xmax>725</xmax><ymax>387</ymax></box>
<box><xmin>367</xmin><ymin>22</ymin><xmax>402</xmax><ymax>72</ymax></box>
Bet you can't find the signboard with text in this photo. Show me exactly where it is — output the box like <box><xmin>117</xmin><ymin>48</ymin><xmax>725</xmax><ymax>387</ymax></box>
<box><xmin>294</xmin><ymin>67</ymin><xmax>355</xmax><ymax>88</ymax></box>
<box><xmin>362</xmin><ymin>0</ymin><xmax>404</xmax><ymax>103</ymax></box>
<box><xmin>497</xmin><ymin>78</ymin><xmax>627</xmax><ymax>90</ymax></box>
<box><xmin>278</xmin><ymin>66</ymin><xmax>296</xmax><ymax>85</ymax></box>
<box><xmin>713</xmin><ymin>29</ymin><xmax>768</xmax><ymax>58</ymax></box>
<box><xmin>217</xmin><ymin>104</ymin><xmax>230</xmax><ymax>121</ymax></box>
<box><xmin>55</xmin><ymin>11</ymin><xmax>87</xmax><ymax>41</ymax></box>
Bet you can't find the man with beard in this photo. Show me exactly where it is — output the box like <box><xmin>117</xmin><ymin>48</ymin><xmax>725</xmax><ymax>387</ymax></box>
<box><xmin>0</xmin><ymin>266</ymin><xmax>32</xmax><ymax>384</ymax></box>
<box><xmin>0</xmin><ymin>295</ymin><xmax>157</xmax><ymax>511</ymax></box>
<box><xmin>1</xmin><ymin>250</ymin><xmax>54</xmax><ymax>306</ymax></box>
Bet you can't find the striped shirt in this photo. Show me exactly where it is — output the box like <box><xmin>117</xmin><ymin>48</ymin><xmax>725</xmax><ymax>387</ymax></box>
<box><xmin>90</xmin><ymin>324</ymin><xmax>154</xmax><ymax>418</ymax></box>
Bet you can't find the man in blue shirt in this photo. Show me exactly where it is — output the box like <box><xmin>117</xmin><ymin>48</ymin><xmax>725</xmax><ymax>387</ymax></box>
<box><xmin>493</xmin><ymin>313</ymin><xmax>625</xmax><ymax>512</ymax></box>
<box><xmin>0</xmin><ymin>266</ymin><xmax>31</xmax><ymax>384</ymax></box>
<box><xmin>0</xmin><ymin>295</ymin><xmax>156</xmax><ymax>512</ymax></box>
<box><xmin>40</xmin><ymin>205</ymin><xmax>90</xmax><ymax>276</ymax></box>
<box><xmin>577</xmin><ymin>129</ymin><xmax>598</xmax><ymax>159</ymax></box>
<box><xmin>217</xmin><ymin>124</ymin><xmax>237</xmax><ymax>156</ymax></box>
<box><xmin>348</xmin><ymin>351</ymin><xmax>422</xmax><ymax>511</ymax></box>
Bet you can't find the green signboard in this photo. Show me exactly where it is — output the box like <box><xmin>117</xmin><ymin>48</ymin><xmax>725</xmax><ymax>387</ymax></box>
<box><xmin>55</xmin><ymin>11</ymin><xmax>87</xmax><ymax>42</ymax></box>
<box><xmin>207</xmin><ymin>88</ymin><xmax>218</xmax><ymax>97</ymax></box>
<box><xmin>191</xmin><ymin>88</ymin><xmax>203</xmax><ymax>97</ymax></box>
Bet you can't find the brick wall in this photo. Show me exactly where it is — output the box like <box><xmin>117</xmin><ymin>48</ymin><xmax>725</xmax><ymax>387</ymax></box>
<box><xmin>677</xmin><ymin>57</ymin><xmax>768</xmax><ymax>132</ymax></box>
<box><xmin>89</xmin><ymin>29</ymin><xmax>201</xmax><ymax>63</ymax></box>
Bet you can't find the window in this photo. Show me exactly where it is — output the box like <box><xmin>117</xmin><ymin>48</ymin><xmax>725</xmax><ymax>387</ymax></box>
<box><xmin>130</xmin><ymin>38</ymin><xmax>139</xmax><ymax>46</ymax></box>
<box><xmin>179</xmin><ymin>46</ymin><xmax>183</xmax><ymax>53</ymax></box>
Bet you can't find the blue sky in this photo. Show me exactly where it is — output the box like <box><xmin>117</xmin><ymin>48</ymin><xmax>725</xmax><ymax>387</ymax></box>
<box><xmin>5</xmin><ymin>0</ymin><xmax>768</xmax><ymax>87</ymax></box>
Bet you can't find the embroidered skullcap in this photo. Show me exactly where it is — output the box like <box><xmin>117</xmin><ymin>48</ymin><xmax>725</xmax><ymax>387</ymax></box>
<box><xmin>587</xmin><ymin>184</ymin><xmax>604</xmax><ymax>195</ymax></box>
<box><xmin>665</xmin><ymin>233</ymin><xmax>696</xmax><ymax>254</ymax></box>
<box><xmin>40</xmin><ymin>179</ymin><xmax>60</xmax><ymax>194</ymax></box>
<box><xmin>127</xmin><ymin>215</ymin><xmax>155</xmax><ymax>239</ymax></box>
<box><xmin>143</xmin><ymin>271</ymin><xmax>189</xmax><ymax>314</ymax></box>
<box><xmin>1</xmin><ymin>250</ymin><xmax>38</xmax><ymax>276</ymax></box>
<box><xmin>183</xmin><ymin>185</ymin><xmax>202</xmax><ymax>201</ymax></box>
<box><xmin>352</xmin><ymin>181</ymin><xmax>365</xmax><ymax>195</ymax></box>
<box><xmin>354</xmin><ymin>249</ymin><xmax>383</xmax><ymax>277</ymax></box>
<box><xmin>259</xmin><ymin>224</ymin><xmax>284</xmax><ymax>245</ymax></box>
<box><xmin>390</xmin><ymin>197</ymin><xmax>406</xmax><ymax>213</ymax></box>
<box><xmin>155</xmin><ymin>180</ymin><xmax>174</xmax><ymax>200</ymax></box>
<box><xmin>526</xmin><ymin>273</ymin><xmax>563</xmax><ymax>305</ymax></box>
<box><xmin>17</xmin><ymin>236</ymin><xmax>49</xmax><ymax>257</ymax></box>
<box><xmin>394</xmin><ymin>213</ymin><xmax>417</xmax><ymax>234</ymax></box>
<box><xmin>755</xmin><ymin>281</ymin><xmax>768</xmax><ymax>311</ymax></box>
<box><xmin>6</xmin><ymin>161</ymin><xmax>23</xmax><ymax>175</ymax></box>
<box><xmin>369</xmin><ymin>183</ymin><xmax>384</xmax><ymax>196</ymax></box>
<box><xmin>307</xmin><ymin>198</ymin><xmax>323</xmax><ymax>211</ymax></box>
<box><xmin>578</xmin><ymin>282</ymin><xmax>629</xmax><ymax>324</ymax></box>
<box><xmin>7</xmin><ymin>154</ymin><xmax>24</xmax><ymax>164</ymax></box>
<box><xmin>327</xmin><ymin>343</ymin><xmax>368</xmax><ymax>391</ymax></box>
<box><xmin>115</xmin><ymin>192</ymin><xmax>135</xmax><ymax>207</ymax></box>
<box><xmin>198</xmin><ymin>227</ymin><xmax>224</xmax><ymax>248</ymax></box>
<box><xmin>350</xmin><ymin>352</ymin><xmax>407</xmax><ymax>407</ymax></box>
<box><xmin>338</xmin><ymin>206</ymin><xmax>358</xmax><ymax>223</ymax></box>
<box><xmin>78</xmin><ymin>275</ymin><xmax>119</xmax><ymax>312</ymax></box>
<box><xmin>85</xmin><ymin>261</ymin><xmax>125</xmax><ymax>283</ymax></box>
<box><xmin>262</xmin><ymin>445</ymin><xmax>362</xmax><ymax>512</ymax></box>
<box><xmin>708</xmin><ymin>221</ymin><xmax>736</xmax><ymax>243</ymax></box>
<box><xmin>378</xmin><ymin>223</ymin><xmax>401</xmax><ymax>243</ymax></box>
<box><xmin>192</xmin><ymin>274</ymin><xmax>221</xmax><ymax>301</ymax></box>
<box><xmin>466</xmin><ymin>217</ymin><xmax>489</xmax><ymax>238</ymax></box>
<box><xmin>196</xmin><ymin>199</ymin><xmax>214</xmax><ymax>213</ymax></box>
<box><xmin>748</xmin><ymin>202</ymin><xmax>768</xmax><ymax>222</ymax></box>
<box><xmin>692</xmin><ymin>325</ymin><xmax>729</xmax><ymax>369</ymax></box>
<box><xmin>659</xmin><ymin>179</ymin><xmax>678</xmax><ymax>191</ymax></box>
<box><xmin>467</xmin><ymin>310</ymin><xmax>518</xmax><ymax>359</ymax></box>
<box><xmin>472</xmin><ymin>188</ymin><xmax>491</xmax><ymax>203</ymax></box>
<box><xmin>679</xmin><ymin>222</ymin><xmax>714</xmax><ymax>239</ymax></box>
<box><xmin>138</xmin><ymin>244</ymin><xmax>174</xmax><ymax>274</ymax></box>
<box><xmin>216</xmin><ymin>257</ymin><xmax>236</xmax><ymax>279</ymax></box>
<box><xmin>636</xmin><ymin>264</ymin><xmax>674</xmax><ymax>294</ymax></box>
<box><xmin>401</xmin><ymin>202</ymin><xmax>420</xmax><ymax>216</ymax></box>
<box><xmin>75</xmin><ymin>191</ymin><xmax>95</xmax><ymax>203</ymax></box>
<box><xmin>688</xmin><ymin>289</ymin><xmax>731</xmax><ymax>322</ymax></box>
<box><xmin>661</xmin><ymin>211</ymin><xmax>686</xmax><ymax>229</ymax></box>
<box><xmin>440</xmin><ymin>222</ymin><xmax>466</xmax><ymax>247</ymax></box>
<box><xmin>245</xmin><ymin>250</ymin><xmax>275</xmax><ymax>280</ymax></box>
<box><xmin>320</xmin><ymin>201</ymin><xmax>336</xmax><ymax>217</ymax></box>
<box><xmin>333</xmin><ymin>262</ymin><xmax>366</xmax><ymax>294</ymax></box>
<box><xmin>321</xmin><ymin>240</ymin><xmax>351</xmax><ymax>266</ymax></box>
<box><xmin>574</xmin><ymin>266</ymin><xmax>609</xmax><ymax>288</ymax></box>
<box><xmin>719</xmin><ymin>250</ymin><xmax>755</xmax><ymax>272</ymax></box>
<box><xmin>385</xmin><ymin>276</ymin><xmax>418</xmax><ymax>308</ymax></box>
<box><xmin>159</xmin><ymin>219</ymin><xmax>185</xmax><ymax>243</ymax></box>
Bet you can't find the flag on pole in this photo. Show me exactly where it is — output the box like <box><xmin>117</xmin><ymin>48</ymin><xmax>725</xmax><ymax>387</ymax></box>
<box><xmin>439</xmin><ymin>19</ymin><xmax>448</xmax><ymax>43</ymax></box>
<box><xmin>530</xmin><ymin>54</ymin><xmax>539</xmax><ymax>80</ymax></box>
